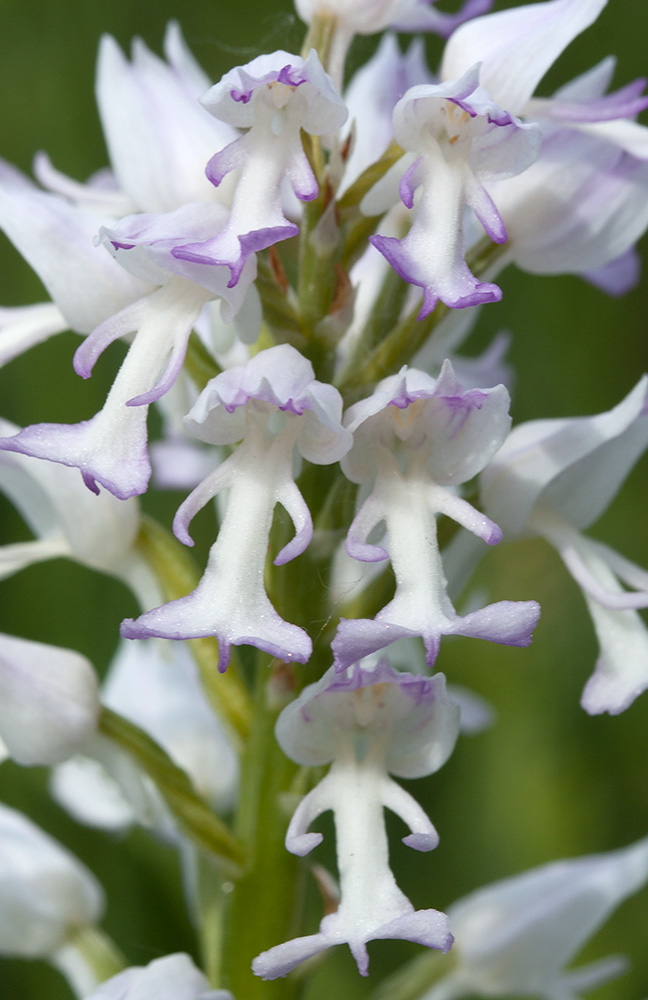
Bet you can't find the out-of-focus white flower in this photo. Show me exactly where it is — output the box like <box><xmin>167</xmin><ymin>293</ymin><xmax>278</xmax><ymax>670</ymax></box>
<box><xmin>51</xmin><ymin>639</ymin><xmax>238</xmax><ymax>830</ymax></box>
<box><xmin>481</xmin><ymin>375</ymin><xmax>648</xmax><ymax>714</ymax></box>
<box><xmin>0</xmin><ymin>633</ymin><xmax>100</xmax><ymax>766</ymax></box>
<box><xmin>0</xmin><ymin>803</ymin><xmax>103</xmax><ymax>958</ymax></box>
<box><xmin>0</xmin><ymin>417</ymin><xmax>160</xmax><ymax>607</ymax></box>
<box><xmin>294</xmin><ymin>0</ymin><xmax>491</xmax><ymax>88</ymax></box>
<box><xmin>420</xmin><ymin>835</ymin><xmax>648</xmax><ymax>1000</ymax></box>
<box><xmin>83</xmin><ymin>953</ymin><xmax>233</xmax><ymax>1000</ymax></box>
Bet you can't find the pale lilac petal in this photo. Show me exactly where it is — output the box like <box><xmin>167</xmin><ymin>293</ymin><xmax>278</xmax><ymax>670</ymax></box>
<box><xmin>201</xmin><ymin>48</ymin><xmax>347</xmax><ymax>134</ymax></box>
<box><xmin>380</xmin><ymin>779</ymin><xmax>439</xmax><ymax>849</ymax></box>
<box><xmin>580</xmin><ymin>573</ymin><xmax>648</xmax><ymax>716</ymax></box>
<box><xmin>184</xmin><ymin>344</ymin><xmax>351</xmax><ymax>461</ymax></box>
<box><xmin>273</xmin><ymin>480</ymin><xmax>313</xmax><ymax>565</ymax></box>
<box><xmin>583</xmin><ymin>247</ymin><xmax>641</xmax><ymax>296</ymax></box>
<box><xmin>0</xmin><ymin>418</ymin><xmax>142</xmax><ymax>579</ymax></box>
<box><xmin>121</xmin><ymin>583</ymin><xmax>312</xmax><ymax>671</ymax></box>
<box><xmin>576</xmin><ymin>117</ymin><xmax>648</xmax><ymax>159</ymax></box>
<box><xmin>277</xmin><ymin>664</ymin><xmax>459</xmax><ymax>777</ymax></box>
<box><xmin>465</xmin><ymin>175</ymin><xmax>507</xmax><ymax>243</ymax></box>
<box><xmin>345</xmin><ymin>492</ymin><xmax>389</xmax><ymax>562</ymax></box>
<box><xmin>294</xmin><ymin>0</ymin><xmax>492</xmax><ymax>38</ymax></box>
<box><xmin>163</xmin><ymin>22</ymin><xmax>212</xmax><ymax>94</ymax></box>
<box><xmin>172</xmin><ymin>460</ymin><xmax>237</xmax><ymax>547</ymax></box>
<box><xmin>527</xmin><ymin>76</ymin><xmax>648</xmax><ymax>123</ymax></box>
<box><xmin>0</xmin><ymin>160</ymin><xmax>150</xmax><ymax>333</ymax></box>
<box><xmin>0</xmin><ymin>303</ymin><xmax>68</xmax><ymax>368</ymax></box>
<box><xmin>96</xmin><ymin>33</ymin><xmax>235</xmax><ymax>212</ymax></box>
<box><xmin>252</xmin><ymin>933</ymin><xmax>331</xmax><ymax>980</ymax></box>
<box><xmin>0</xmin><ymin>415</ymin><xmax>151</xmax><ymax>501</ymax></box>
<box><xmin>98</xmin><ymin>201</ymin><xmax>259</xmax><ymax>317</ymax></box>
<box><xmin>0</xmin><ymin>539</ymin><xmax>71</xmax><ymax>580</ymax></box>
<box><xmin>284</xmin><ymin>785</ymin><xmax>329</xmax><ymax>856</ymax></box>
<box><xmin>553</xmin><ymin>55</ymin><xmax>616</xmax><ymax>103</ymax></box>
<box><xmin>445</xmin><ymin>331</ymin><xmax>514</xmax><ymax>393</ymax></box>
<box><xmin>552</xmin><ymin>534</ymin><xmax>648</xmax><ymax>611</ymax></box>
<box><xmin>391</xmin><ymin>0</ymin><xmax>492</xmax><ymax>35</ymax></box>
<box><xmin>343</xmin><ymin>360</ymin><xmax>511</xmax><ymax>487</ymax></box>
<box><xmin>482</xmin><ymin>375</ymin><xmax>648</xmax><ymax>535</ymax></box>
<box><xmin>101</xmin><ymin>639</ymin><xmax>238</xmax><ymax>812</ymax></box>
<box><xmin>370</xmin><ymin>909</ymin><xmax>452</xmax><ymax>950</ymax></box>
<box><xmin>32</xmin><ymin>152</ymin><xmax>134</xmax><ymax>217</ymax></box>
<box><xmin>441</xmin><ymin>0</ymin><xmax>608</xmax><ymax>114</ymax></box>
<box><xmin>496</xmin><ymin>130</ymin><xmax>648</xmax><ymax>275</ymax></box>
<box><xmin>332</xmin><ymin>598</ymin><xmax>540</xmax><ymax>671</ymax></box>
<box><xmin>74</xmin><ymin>297</ymin><xmax>149</xmax><ymax>380</ymax></box>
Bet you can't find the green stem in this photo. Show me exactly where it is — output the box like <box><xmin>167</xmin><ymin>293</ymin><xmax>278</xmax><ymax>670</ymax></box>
<box><xmin>336</xmin><ymin>255</ymin><xmax>410</xmax><ymax>386</ymax></box>
<box><xmin>194</xmin><ymin>849</ymin><xmax>234</xmax><ymax>988</ymax></box>
<box><xmin>256</xmin><ymin>254</ymin><xmax>306</xmax><ymax>350</ymax></box>
<box><xmin>55</xmin><ymin>925</ymin><xmax>126</xmax><ymax>994</ymax></box>
<box><xmin>301</xmin><ymin>12</ymin><xmax>337</xmax><ymax>68</ymax></box>
<box><xmin>99</xmin><ymin>708</ymin><xmax>244</xmax><ymax>868</ymax></box>
<box><xmin>184</xmin><ymin>332</ymin><xmax>221</xmax><ymax>392</ymax></box>
<box><xmin>338</xmin><ymin>140</ymin><xmax>405</xmax><ymax>216</ymax></box>
<box><xmin>220</xmin><ymin>661</ymin><xmax>303</xmax><ymax>999</ymax></box>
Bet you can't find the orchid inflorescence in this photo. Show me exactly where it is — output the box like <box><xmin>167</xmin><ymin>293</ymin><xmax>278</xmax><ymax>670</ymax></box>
<box><xmin>1</xmin><ymin>0</ymin><xmax>648</xmax><ymax>998</ymax></box>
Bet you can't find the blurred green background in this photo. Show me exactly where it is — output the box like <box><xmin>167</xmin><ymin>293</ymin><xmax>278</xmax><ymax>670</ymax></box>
<box><xmin>1</xmin><ymin>0</ymin><xmax>647</xmax><ymax>997</ymax></box>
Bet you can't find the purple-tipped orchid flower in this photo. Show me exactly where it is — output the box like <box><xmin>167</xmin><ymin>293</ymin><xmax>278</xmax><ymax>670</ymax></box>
<box><xmin>481</xmin><ymin>376</ymin><xmax>648</xmax><ymax>715</ymax></box>
<box><xmin>121</xmin><ymin>345</ymin><xmax>352</xmax><ymax>672</ymax></box>
<box><xmin>371</xmin><ymin>0</ymin><xmax>648</xmax><ymax>314</ymax></box>
<box><xmin>0</xmin><ymin>27</ymin><xmax>264</xmax><ymax>500</ymax></box>
<box><xmin>0</xmin><ymin>23</ymin><xmax>237</xmax><ymax>368</ymax></box>
<box><xmin>370</xmin><ymin>67</ymin><xmax>540</xmax><ymax>317</ymax></box>
<box><xmin>333</xmin><ymin>361</ymin><xmax>540</xmax><ymax>671</ymax></box>
<box><xmin>0</xmin><ymin>276</ymin><xmax>215</xmax><ymax>499</ymax></box>
<box><xmin>442</xmin><ymin>0</ymin><xmax>648</xmax><ymax>283</ymax></box>
<box><xmin>340</xmin><ymin>33</ymin><xmax>435</xmax><ymax>196</ymax></box>
<box><xmin>169</xmin><ymin>50</ymin><xmax>348</xmax><ymax>287</ymax></box>
<box><xmin>252</xmin><ymin>660</ymin><xmax>458</xmax><ymax>979</ymax></box>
